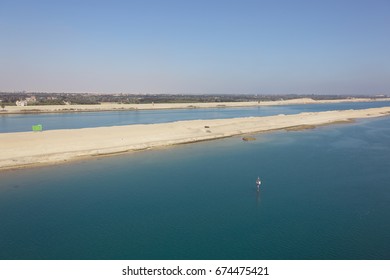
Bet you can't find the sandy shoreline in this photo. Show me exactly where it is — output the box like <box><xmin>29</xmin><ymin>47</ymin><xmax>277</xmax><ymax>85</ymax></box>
<box><xmin>1</xmin><ymin>97</ymin><xmax>389</xmax><ymax>114</ymax></box>
<box><xmin>1</xmin><ymin>106</ymin><xmax>390</xmax><ymax>170</ymax></box>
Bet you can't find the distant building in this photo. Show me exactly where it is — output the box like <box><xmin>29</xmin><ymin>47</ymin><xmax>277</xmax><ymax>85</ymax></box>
<box><xmin>25</xmin><ymin>96</ymin><xmax>36</xmax><ymax>103</ymax></box>
<box><xmin>16</xmin><ymin>100</ymin><xmax>28</xmax><ymax>106</ymax></box>
<box><xmin>16</xmin><ymin>96</ymin><xmax>37</xmax><ymax>106</ymax></box>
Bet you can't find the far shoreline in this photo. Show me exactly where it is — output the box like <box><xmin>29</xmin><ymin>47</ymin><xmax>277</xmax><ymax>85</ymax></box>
<box><xmin>1</xmin><ymin>97</ymin><xmax>390</xmax><ymax>115</ymax></box>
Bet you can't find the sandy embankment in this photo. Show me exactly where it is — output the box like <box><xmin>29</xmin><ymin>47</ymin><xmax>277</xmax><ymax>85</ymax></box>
<box><xmin>1</xmin><ymin>97</ymin><xmax>390</xmax><ymax>114</ymax></box>
<box><xmin>1</xmin><ymin>107</ymin><xmax>390</xmax><ymax>170</ymax></box>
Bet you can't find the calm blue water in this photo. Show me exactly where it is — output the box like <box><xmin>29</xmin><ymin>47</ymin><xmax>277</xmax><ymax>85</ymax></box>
<box><xmin>1</xmin><ymin>101</ymin><xmax>390</xmax><ymax>133</ymax></box>
<box><xmin>0</xmin><ymin>116</ymin><xmax>389</xmax><ymax>259</ymax></box>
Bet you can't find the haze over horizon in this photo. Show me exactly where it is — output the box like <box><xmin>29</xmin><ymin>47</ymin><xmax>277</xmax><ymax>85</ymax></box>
<box><xmin>1</xmin><ymin>0</ymin><xmax>389</xmax><ymax>95</ymax></box>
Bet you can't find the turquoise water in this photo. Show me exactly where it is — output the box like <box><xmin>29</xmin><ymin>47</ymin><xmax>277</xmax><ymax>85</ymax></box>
<box><xmin>1</xmin><ymin>101</ymin><xmax>390</xmax><ymax>133</ymax></box>
<box><xmin>0</xmin><ymin>117</ymin><xmax>390</xmax><ymax>259</ymax></box>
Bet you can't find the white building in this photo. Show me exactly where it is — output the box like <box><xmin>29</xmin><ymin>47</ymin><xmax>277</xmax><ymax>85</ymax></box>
<box><xmin>16</xmin><ymin>100</ymin><xmax>28</xmax><ymax>106</ymax></box>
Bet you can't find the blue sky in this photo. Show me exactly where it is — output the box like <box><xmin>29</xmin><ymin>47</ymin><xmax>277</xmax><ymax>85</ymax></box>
<box><xmin>0</xmin><ymin>0</ymin><xmax>389</xmax><ymax>95</ymax></box>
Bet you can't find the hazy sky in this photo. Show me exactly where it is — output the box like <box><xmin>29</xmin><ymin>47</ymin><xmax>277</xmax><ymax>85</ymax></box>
<box><xmin>1</xmin><ymin>0</ymin><xmax>389</xmax><ymax>95</ymax></box>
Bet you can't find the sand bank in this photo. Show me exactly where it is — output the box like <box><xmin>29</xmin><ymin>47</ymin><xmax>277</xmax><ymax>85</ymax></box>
<box><xmin>1</xmin><ymin>98</ymin><xmax>389</xmax><ymax>114</ymax></box>
<box><xmin>1</xmin><ymin>107</ymin><xmax>390</xmax><ymax>170</ymax></box>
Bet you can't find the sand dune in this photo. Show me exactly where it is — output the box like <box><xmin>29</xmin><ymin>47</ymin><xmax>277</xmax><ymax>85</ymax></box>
<box><xmin>1</xmin><ymin>106</ymin><xmax>390</xmax><ymax>170</ymax></box>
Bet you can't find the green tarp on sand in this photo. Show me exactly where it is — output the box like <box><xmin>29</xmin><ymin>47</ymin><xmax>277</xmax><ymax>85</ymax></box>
<box><xmin>32</xmin><ymin>124</ymin><xmax>43</xmax><ymax>132</ymax></box>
